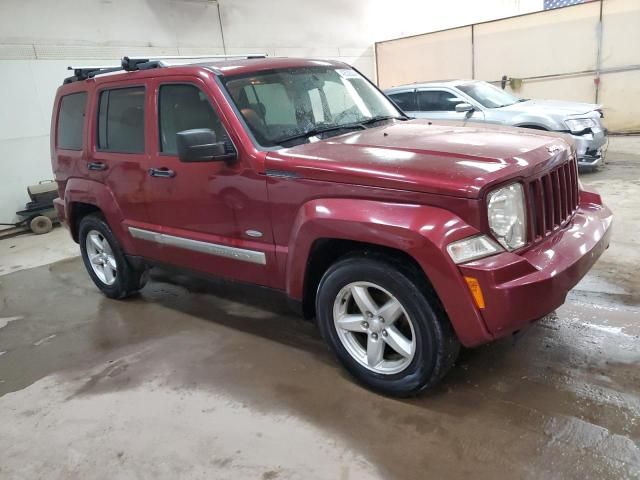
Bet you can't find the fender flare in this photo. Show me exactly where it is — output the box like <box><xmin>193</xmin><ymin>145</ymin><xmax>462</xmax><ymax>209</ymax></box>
<box><xmin>63</xmin><ymin>178</ymin><xmax>135</xmax><ymax>252</ymax></box>
<box><xmin>513</xmin><ymin>123</ymin><xmax>549</xmax><ymax>130</ymax></box>
<box><xmin>510</xmin><ymin>114</ymin><xmax>560</xmax><ymax>131</ymax></box>
<box><xmin>285</xmin><ymin>198</ymin><xmax>493</xmax><ymax>346</ymax></box>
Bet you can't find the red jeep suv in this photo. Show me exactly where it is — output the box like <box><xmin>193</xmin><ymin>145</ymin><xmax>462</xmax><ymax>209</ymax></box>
<box><xmin>51</xmin><ymin>55</ymin><xmax>612</xmax><ymax>396</ymax></box>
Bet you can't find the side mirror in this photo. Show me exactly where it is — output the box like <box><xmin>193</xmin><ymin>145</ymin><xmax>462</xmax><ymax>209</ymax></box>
<box><xmin>455</xmin><ymin>102</ymin><xmax>474</xmax><ymax>113</ymax></box>
<box><xmin>176</xmin><ymin>128</ymin><xmax>230</xmax><ymax>162</ymax></box>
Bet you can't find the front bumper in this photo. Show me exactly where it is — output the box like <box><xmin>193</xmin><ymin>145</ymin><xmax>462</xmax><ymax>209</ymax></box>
<box><xmin>457</xmin><ymin>196</ymin><xmax>612</xmax><ymax>341</ymax></box>
<box><xmin>573</xmin><ymin>126</ymin><xmax>607</xmax><ymax>168</ymax></box>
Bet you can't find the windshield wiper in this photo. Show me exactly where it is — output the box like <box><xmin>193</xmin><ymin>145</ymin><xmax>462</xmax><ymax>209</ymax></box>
<box><xmin>273</xmin><ymin>115</ymin><xmax>407</xmax><ymax>146</ymax></box>
<box><xmin>359</xmin><ymin>115</ymin><xmax>408</xmax><ymax>126</ymax></box>
<box><xmin>274</xmin><ymin>123</ymin><xmax>366</xmax><ymax>146</ymax></box>
<box><xmin>495</xmin><ymin>99</ymin><xmax>527</xmax><ymax>108</ymax></box>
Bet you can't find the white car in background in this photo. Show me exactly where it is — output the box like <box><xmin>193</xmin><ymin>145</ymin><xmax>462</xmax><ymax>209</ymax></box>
<box><xmin>385</xmin><ymin>80</ymin><xmax>607</xmax><ymax>171</ymax></box>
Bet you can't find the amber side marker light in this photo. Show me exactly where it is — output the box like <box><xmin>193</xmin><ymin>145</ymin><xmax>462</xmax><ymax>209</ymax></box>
<box><xmin>464</xmin><ymin>276</ymin><xmax>486</xmax><ymax>309</ymax></box>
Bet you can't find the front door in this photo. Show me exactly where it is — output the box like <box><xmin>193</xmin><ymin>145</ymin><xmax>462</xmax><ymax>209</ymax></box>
<box><xmin>140</xmin><ymin>76</ymin><xmax>274</xmax><ymax>287</ymax></box>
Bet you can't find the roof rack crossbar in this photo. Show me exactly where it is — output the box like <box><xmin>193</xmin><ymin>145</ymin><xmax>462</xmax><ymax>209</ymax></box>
<box><xmin>64</xmin><ymin>65</ymin><xmax>123</xmax><ymax>83</ymax></box>
<box><xmin>64</xmin><ymin>53</ymin><xmax>269</xmax><ymax>83</ymax></box>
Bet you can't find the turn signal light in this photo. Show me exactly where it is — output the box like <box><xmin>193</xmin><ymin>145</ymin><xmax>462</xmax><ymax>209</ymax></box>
<box><xmin>464</xmin><ymin>276</ymin><xmax>485</xmax><ymax>309</ymax></box>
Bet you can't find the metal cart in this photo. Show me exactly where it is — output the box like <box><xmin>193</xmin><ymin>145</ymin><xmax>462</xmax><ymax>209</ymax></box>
<box><xmin>0</xmin><ymin>181</ymin><xmax>59</xmax><ymax>235</ymax></box>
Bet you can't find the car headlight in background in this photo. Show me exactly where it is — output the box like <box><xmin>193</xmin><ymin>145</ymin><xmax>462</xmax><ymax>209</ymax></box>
<box><xmin>447</xmin><ymin>235</ymin><xmax>503</xmax><ymax>264</ymax></box>
<box><xmin>565</xmin><ymin>118</ymin><xmax>597</xmax><ymax>134</ymax></box>
<box><xmin>487</xmin><ymin>182</ymin><xmax>527</xmax><ymax>251</ymax></box>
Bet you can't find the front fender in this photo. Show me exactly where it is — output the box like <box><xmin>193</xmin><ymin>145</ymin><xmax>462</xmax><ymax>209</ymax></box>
<box><xmin>286</xmin><ymin>198</ymin><xmax>493</xmax><ymax>346</ymax></box>
<box><xmin>64</xmin><ymin>178</ymin><xmax>135</xmax><ymax>253</ymax></box>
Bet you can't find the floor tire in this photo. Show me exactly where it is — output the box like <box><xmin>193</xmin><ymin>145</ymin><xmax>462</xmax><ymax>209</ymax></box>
<box><xmin>316</xmin><ymin>254</ymin><xmax>459</xmax><ymax>397</ymax></box>
<box><xmin>78</xmin><ymin>213</ymin><xmax>147</xmax><ymax>299</ymax></box>
<box><xmin>30</xmin><ymin>215</ymin><xmax>53</xmax><ymax>235</ymax></box>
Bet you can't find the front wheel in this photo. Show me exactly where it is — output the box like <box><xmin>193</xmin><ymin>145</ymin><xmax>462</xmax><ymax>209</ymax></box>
<box><xmin>79</xmin><ymin>214</ymin><xmax>147</xmax><ymax>299</ymax></box>
<box><xmin>316</xmin><ymin>255</ymin><xmax>459</xmax><ymax>396</ymax></box>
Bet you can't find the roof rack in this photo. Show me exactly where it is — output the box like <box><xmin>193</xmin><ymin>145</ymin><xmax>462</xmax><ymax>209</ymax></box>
<box><xmin>64</xmin><ymin>54</ymin><xmax>268</xmax><ymax>84</ymax></box>
<box><xmin>121</xmin><ymin>53</ymin><xmax>268</xmax><ymax>71</ymax></box>
<box><xmin>64</xmin><ymin>65</ymin><xmax>122</xmax><ymax>84</ymax></box>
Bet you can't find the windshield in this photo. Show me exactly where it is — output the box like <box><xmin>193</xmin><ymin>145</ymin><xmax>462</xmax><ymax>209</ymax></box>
<box><xmin>457</xmin><ymin>81</ymin><xmax>521</xmax><ymax>108</ymax></box>
<box><xmin>222</xmin><ymin>66</ymin><xmax>403</xmax><ymax>147</ymax></box>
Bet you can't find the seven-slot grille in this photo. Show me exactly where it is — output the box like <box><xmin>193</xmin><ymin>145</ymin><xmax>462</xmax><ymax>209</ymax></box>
<box><xmin>526</xmin><ymin>156</ymin><xmax>579</xmax><ymax>241</ymax></box>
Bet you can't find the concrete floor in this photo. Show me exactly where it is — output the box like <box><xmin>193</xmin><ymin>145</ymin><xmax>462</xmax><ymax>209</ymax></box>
<box><xmin>0</xmin><ymin>226</ymin><xmax>79</xmax><ymax>276</ymax></box>
<box><xmin>1</xmin><ymin>152</ymin><xmax>639</xmax><ymax>479</ymax></box>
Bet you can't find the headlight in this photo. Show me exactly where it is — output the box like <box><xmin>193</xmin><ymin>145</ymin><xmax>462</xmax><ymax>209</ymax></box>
<box><xmin>447</xmin><ymin>235</ymin><xmax>503</xmax><ymax>264</ymax></box>
<box><xmin>487</xmin><ymin>182</ymin><xmax>527</xmax><ymax>251</ymax></box>
<box><xmin>565</xmin><ymin>118</ymin><xmax>596</xmax><ymax>134</ymax></box>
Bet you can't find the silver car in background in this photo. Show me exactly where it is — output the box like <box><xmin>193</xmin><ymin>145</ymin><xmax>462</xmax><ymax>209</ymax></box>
<box><xmin>385</xmin><ymin>80</ymin><xmax>607</xmax><ymax>170</ymax></box>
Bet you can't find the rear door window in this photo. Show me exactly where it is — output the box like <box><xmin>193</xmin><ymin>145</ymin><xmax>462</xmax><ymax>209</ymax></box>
<box><xmin>97</xmin><ymin>87</ymin><xmax>145</xmax><ymax>153</ymax></box>
<box><xmin>57</xmin><ymin>92</ymin><xmax>87</xmax><ymax>150</ymax></box>
<box><xmin>416</xmin><ymin>90</ymin><xmax>463</xmax><ymax>112</ymax></box>
<box><xmin>388</xmin><ymin>91</ymin><xmax>417</xmax><ymax>111</ymax></box>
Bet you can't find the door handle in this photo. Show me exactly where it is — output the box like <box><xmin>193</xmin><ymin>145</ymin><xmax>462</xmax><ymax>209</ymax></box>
<box><xmin>87</xmin><ymin>161</ymin><xmax>108</xmax><ymax>171</ymax></box>
<box><xmin>148</xmin><ymin>167</ymin><xmax>176</xmax><ymax>178</ymax></box>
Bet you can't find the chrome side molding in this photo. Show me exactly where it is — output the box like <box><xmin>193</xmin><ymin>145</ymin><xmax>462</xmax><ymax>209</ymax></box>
<box><xmin>128</xmin><ymin>227</ymin><xmax>266</xmax><ymax>265</ymax></box>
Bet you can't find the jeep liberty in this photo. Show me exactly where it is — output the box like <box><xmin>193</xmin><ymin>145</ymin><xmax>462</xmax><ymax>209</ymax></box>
<box><xmin>51</xmin><ymin>56</ymin><xmax>612</xmax><ymax>396</ymax></box>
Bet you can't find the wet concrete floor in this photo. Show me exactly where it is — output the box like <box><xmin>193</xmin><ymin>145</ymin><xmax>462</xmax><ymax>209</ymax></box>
<box><xmin>1</xmin><ymin>157</ymin><xmax>639</xmax><ymax>479</ymax></box>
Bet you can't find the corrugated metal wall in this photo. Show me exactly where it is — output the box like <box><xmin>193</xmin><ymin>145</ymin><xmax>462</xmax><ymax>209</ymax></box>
<box><xmin>375</xmin><ymin>0</ymin><xmax>640</xmax><ymax>133</ymax></box>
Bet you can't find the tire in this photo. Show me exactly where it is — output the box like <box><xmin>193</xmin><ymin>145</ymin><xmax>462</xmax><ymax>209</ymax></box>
<box><xmin>316</xmin><ymin>254</ymin><xmax>459</xmax><ymax>397</ymax></box>
<box><xmin>30</xmin><ymin>215</ymin><xmax>53</xmax><ymax>235</ymax></box>
<box><xmin>78</xmin><ymin>213</ymin><xmax>148</xmax><ymax>299</ymax></box>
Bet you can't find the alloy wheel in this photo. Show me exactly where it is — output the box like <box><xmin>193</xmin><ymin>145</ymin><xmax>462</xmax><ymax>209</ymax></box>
<box><xmin>333</xmin><ymin>281</ymin><xmax>416</xmax><ymax>375</ymax></box>
<box><xmin>85</xmin><ymin>229</ymin><xmax>117</xmax><ymax>286</ymax></box>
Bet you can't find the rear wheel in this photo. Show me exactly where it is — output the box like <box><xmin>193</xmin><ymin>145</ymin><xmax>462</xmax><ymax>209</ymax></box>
<box><xmin>316</xmin><ymin>255</ymin><xmax>459</xmax><ymax>396</ymax></box>
<box><xmin>79</xmin><ymin>214</ymin><xmax>147</xmax><ymax>299</ymax></box>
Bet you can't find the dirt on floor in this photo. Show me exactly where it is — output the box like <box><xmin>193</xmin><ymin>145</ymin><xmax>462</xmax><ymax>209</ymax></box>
<box><xmin>0</xmin><ymin>152</ymin><xmax>639</xmax><ymax>480</ymax></box>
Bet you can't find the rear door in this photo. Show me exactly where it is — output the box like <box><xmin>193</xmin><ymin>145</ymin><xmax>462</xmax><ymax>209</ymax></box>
<box><xmin>414</xmin><ymin>88</ymin><xmax>485</xmax><ymax>122</ymax></box>
<box><xmin>92</xmin><ymin>84</ymin><xmax>148</xmax><ymax>222</ymax></box>
<box><xmin>89</xmin><ymin>81</ymin><xmax>163</xmax><ymax>258</ymax></box>
<box><xmin>141</xmin><ymin>76</ymin><xmax>274</xmax><ymax>287</ymax></box>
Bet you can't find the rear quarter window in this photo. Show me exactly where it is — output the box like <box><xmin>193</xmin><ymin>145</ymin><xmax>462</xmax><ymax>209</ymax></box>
<box><xmin>57</xmin><ymin>92</ymin><xmax>87</xmax><ymax>150</ymax></box>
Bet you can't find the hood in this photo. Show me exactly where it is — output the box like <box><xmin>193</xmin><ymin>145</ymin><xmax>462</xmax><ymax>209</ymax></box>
<box><xmin>265</xmin><ymin>120</ymin><xmax>571</xmax><ymax>199</ymax></box>
<box><xmin>500</xmin><ymin>99</ymin><xmax>601</xmax><ymax>117</ymax></box>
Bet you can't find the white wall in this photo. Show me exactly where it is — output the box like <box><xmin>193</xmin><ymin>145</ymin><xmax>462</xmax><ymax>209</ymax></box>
<box><xmin>0</xmin><ymin>0</ymin><xmax>541</xmax><ymax>225</ymax></box>
<box><xmin>0</xmin><ymin>0</ymin><xmax>225</xmax><ymax>225</ymax></box>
